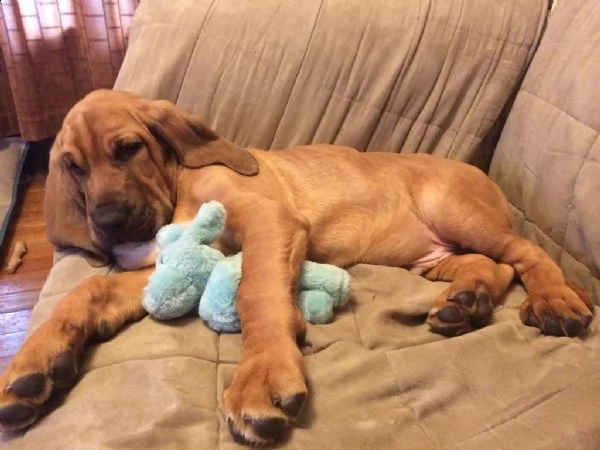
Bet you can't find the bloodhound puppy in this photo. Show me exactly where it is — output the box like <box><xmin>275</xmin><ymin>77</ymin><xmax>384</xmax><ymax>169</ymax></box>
<box><xmin>0</xmin><ymin>90</ymin><xmax>594</xmax><ymax>445</ymax></box>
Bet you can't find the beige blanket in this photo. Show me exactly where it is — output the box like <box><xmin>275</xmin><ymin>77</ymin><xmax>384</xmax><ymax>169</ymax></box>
<box><xmin>5</xmin><ymin>0</ymin><xmax>600</xmax><ymax>448</ymax></box>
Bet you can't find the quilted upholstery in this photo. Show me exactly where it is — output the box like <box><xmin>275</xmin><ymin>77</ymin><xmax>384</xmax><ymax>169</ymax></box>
<box><xmin>116</xmin><ymin>0</ymin><xmax>546</xmax><ymax>168</ymax></box>
<box><xmin>490</xmin><ymin>0</ymin><xmax>600</xmax><ymax>300</ymax></box>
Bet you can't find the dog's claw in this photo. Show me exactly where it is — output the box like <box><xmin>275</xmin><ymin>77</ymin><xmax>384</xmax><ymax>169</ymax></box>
<box><xmin>523</xmin><ymin>305</ymin><xmax>542</xmax><ymax>329</ymax></box>
<box><xmin>560</xmin><ymin>317</ymin><xmax>583</xmax><ymax>337</ymax></box>
<box><xmin>281</xmin><ymin>392</ymin><xmax>306</xmax><ymax>418</ymax></box>
<box><xmin>228</xmin><ymin>417</ymin><xmax>251</xmax><ymax>445</ymax></box>
<box><xmin>272</xmin><ymin>392</ymin><xmax>306</xmax><ymax>418</ymax></box>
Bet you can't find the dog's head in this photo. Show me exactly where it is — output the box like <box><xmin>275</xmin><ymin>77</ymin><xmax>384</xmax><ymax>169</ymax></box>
<box><xmin>45</xmin><ymin>89</ymin><xmax>258</xmax><ymax>265</ymax></box>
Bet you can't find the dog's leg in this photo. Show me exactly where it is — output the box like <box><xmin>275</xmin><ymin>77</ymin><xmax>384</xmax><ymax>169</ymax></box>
<box><xmin>0</xmin><ymin>268</ymin><xmax>151</xmax><ymax>431</ymax></box>
<box><xmin>424</xmin><ymin>254</ymin><xmax>515</xmax><ymax>336</ymax></box>
<box><xmin>490</xmin><ymin>232</ymin><xmax>595</xmax><ymax>336</ymax></box>
<box><xmin>422</xmin><ymin>182</ymin><xmax>594</xmax><ymax>337</ymax></box>
<box><xmin>222</xmin><ymin>197</ymin><xmax>308</xmax><ymax>446</ymax></box>
<box><xmin>439</xmin><ymin>222</ymin><xmax>594</xmax><ymax>336</ymax></box>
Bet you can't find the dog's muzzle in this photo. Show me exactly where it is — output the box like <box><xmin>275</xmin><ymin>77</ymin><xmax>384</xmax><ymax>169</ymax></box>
<box><xmin>90</xmin><ymin>201</ymin><xmax>157</xmax><ymax>243</ymax></box>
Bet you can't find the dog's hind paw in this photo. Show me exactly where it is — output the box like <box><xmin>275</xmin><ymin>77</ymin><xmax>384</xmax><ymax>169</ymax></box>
<box><xmin>520</xmin><ymin>282</ymin><xmax>593</xmax><ymax>337</ymax></box>
<box><xmin>427</xmin><ymin>288</ymin><xmax>494</xmax><ymax>337</ymax></box>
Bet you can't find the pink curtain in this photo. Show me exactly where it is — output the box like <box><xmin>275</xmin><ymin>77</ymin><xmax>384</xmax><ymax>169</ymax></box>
<box><xmin>0</xmin><ymin>0</ymin><xmax>140</xmax><ymax>141</ymax></box>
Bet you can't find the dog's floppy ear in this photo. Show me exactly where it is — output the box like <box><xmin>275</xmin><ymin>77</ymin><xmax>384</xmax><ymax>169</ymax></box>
<box><xmin>138</xmin><ymin>99</ymin><xmax>259</xmax><ymax>176</ymax></box>
<box><xmin>44</xmin><ymin>141</ymin><xmax>110</xmax><ymax>267</ymax></box>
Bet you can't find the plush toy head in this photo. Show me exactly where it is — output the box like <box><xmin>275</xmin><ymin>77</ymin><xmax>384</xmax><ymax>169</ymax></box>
<box><xmin>142</xmin><ymin>201</ymin><xmax>227</xmax><ymax>320</ymax></box>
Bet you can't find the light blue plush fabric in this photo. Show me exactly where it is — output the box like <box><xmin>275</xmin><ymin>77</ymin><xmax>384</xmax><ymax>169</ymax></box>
<box><xmin>142</xmin><ymin>201</ymin><xmax>351</xmax><ymax>332</ymax></box>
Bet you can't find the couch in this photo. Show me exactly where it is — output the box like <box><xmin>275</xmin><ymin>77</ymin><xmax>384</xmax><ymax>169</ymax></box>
<box><xmin>2</xmin><ymin>0</ymin><xmax>600</xmax><ymax>448</ymax></box>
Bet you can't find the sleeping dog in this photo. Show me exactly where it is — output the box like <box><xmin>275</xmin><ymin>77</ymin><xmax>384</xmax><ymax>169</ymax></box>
<box><xmin>0</xmin><ymin>90</ymin><xmax>593</xmax><ymax>445</ymax></box>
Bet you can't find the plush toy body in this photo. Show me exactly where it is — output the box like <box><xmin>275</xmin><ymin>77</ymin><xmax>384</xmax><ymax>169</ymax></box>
<box><xmin>142</xmin><ymin>201</ymin><xmax>351</xmax><ymax>332</ymax></box>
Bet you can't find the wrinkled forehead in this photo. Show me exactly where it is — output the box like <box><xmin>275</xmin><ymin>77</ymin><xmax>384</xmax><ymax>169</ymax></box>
<box><xmin>58</xmin><ymin>94</ymin><xmax>143</xmax><ymax>153</ymax></box>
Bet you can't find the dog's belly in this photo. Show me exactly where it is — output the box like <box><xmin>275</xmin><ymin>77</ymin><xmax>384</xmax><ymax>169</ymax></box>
<box><xmin>306</xmin><ymin>210</ymin><xmax>454</xmax><ymax>270</ymax></box>
<box><xmin>406</xmin><ymin>246</ymin><xmax>454</xmax><ymax>275</ymax></box>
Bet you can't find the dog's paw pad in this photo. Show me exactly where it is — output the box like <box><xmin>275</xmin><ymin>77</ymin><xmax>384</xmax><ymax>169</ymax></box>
<box><xmin>448</xmin><ymin>289</ymin><xmax>493</xmax><ymax>328</ymax></box>
<box><xmin>228</xmin><ymin>415</ymin><xmax>290</xmax><ymax>446</ymax></box>
<box><xmin>436</xmin><ymin>305</ymin><xmax>465</xmax><ymax>323</ymax></box>
<box><xmin>428</xmin><ymin>287</ymin><xmax>495</xmax><ymax>337</ymax></box>
<box><xmin>0</xmin><ymin>403</ymin><xmax>38</xmax><ymax>429</ymax></box>
<box><xmin>5</xmin><ymin>373</ymin><xmax>46</xmax><ymax>399</ymax></box>
<box><xmin>451</xmin><ymin>291</ymin><xmax>476</xmax><ymax>309</ymax></box>
<box><xmin>51</xmin><ymin>350</ymin><xmax>78</xmax><ymax>392</ymax></box>
<box><xmin>247</xmin><ymin>416</ymin><xmax>288</xmax><ymax>442</ymax></box>
<box><xmin>463</xmin><ymin>290</ymin><xmax>492</xmax><ymax>328</ymax></box>
<box><xmin>427</xmin><ymin>305</ymin><xmax>471</xmax><ymax>337</ymax></box>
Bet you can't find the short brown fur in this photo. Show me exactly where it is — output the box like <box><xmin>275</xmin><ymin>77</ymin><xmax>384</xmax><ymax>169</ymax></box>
<box><xmin>0</xmin><ymin>90</ymin><xmax>593</xmax><ymax>445</ymax></box>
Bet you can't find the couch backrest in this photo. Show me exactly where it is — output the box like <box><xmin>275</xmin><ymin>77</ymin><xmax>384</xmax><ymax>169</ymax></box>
<box><xmin>490</xmin><ymin>0</ymin><xmax>600</xmax><ymax>301</ymax></box>
<box><xmin>115</xmin><ymin>0</ymin><xmax>546</xmax><ymax>169</ymax></box>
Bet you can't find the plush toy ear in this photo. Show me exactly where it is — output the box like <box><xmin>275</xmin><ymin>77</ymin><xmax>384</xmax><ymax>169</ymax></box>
<box><xmin>136</xmin><ymin>99</ymin><xmax>259</xmax><ymax>176</ymax></box>
<box><xmin>44</xmin><ymin>138</ymin><xmax>110</xmax><ymax>267</ymax></box>
<box><xmin>187</xmin><ymin>201</ymin><xmax>228</xmax><ymax>245</ymax></box>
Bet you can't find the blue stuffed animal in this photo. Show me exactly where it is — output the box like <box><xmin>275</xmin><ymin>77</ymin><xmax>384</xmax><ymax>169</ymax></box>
<box><xmin>142</xmin><ymin>201</ymin><xmax>351</xmax><ymax>332</ymax></box>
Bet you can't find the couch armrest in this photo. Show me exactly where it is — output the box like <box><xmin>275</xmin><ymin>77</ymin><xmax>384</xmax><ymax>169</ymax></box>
<box><xmin>490</xmin><ymin>0</ymin><xmax>600</xmax><ymax>301</ymax></box>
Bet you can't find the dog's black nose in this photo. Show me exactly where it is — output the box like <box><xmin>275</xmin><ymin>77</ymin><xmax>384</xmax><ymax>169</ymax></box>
<box><xmin>91</xmin><ymin>202</ymin><xmax>132</xmax><ymax>233</ymax></box>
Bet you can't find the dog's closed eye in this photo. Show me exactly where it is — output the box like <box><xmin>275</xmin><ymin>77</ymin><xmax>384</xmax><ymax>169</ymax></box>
<box><xmin>114</xmin><ymin>140</ymin><xmax>143</xmax><ymax>163</ymax></box>
<box><xmin>64</xmin><ymin>153</ymin><xmax>87</xmax><ymax>178</ymax></box>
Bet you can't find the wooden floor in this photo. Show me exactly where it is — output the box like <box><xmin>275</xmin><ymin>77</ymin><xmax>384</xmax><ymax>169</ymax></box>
<box><xmin>0</xmin><ymin>174</ymin><xmax>53</xmax><ymax>370</ymax></box>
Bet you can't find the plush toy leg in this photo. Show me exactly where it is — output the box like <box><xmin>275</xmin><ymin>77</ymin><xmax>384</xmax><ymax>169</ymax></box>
<box><xmin>143</xmin><ymin>266</ymin><xmax>202</xmax><ymax>320</ymax></box>
<box><xmin>299</xmin><ymin>261</ymin><xmax>351</xmax><ymax>308</ymax></box>
<box><xmin>199</xmin><ymin>254</ymin><xmax>243</xmax><ymax>333</ymax></box>
<box><xmin>297</xmin><ymin>290</ymin><xmax>335</xmax><ymax>324</ymax></box>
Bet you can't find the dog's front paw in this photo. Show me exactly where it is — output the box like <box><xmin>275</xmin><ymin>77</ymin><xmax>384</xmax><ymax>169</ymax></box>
<box><xmin>0</xmin><ymin>323</ymin><xmax>80</xmax><ymax>432</ymax></box>
<box><xmin>520</xmin><ymin>282</ymin><xmax>593</xmax><ymax>337</ymax></box>
<box><xmin>224</xmin><ymin>345</ymin><xmax>307</xmax><ymax>446</ymax></box>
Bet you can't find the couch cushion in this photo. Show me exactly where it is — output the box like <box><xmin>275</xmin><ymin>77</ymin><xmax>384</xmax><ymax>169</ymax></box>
<box><xmin>115</xmin><ymin>0</ymin><xmax>547</xmax><ymax>169</ymax></box>
<box><xmin>490</xmin><ymin>0</ymin><xmax>600</xmax><ymax>301</ymax></box>
<box><xmin>5</xmin><ymin>263</ymin><xmax>600</xmax><ymax>449</ymax></box>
